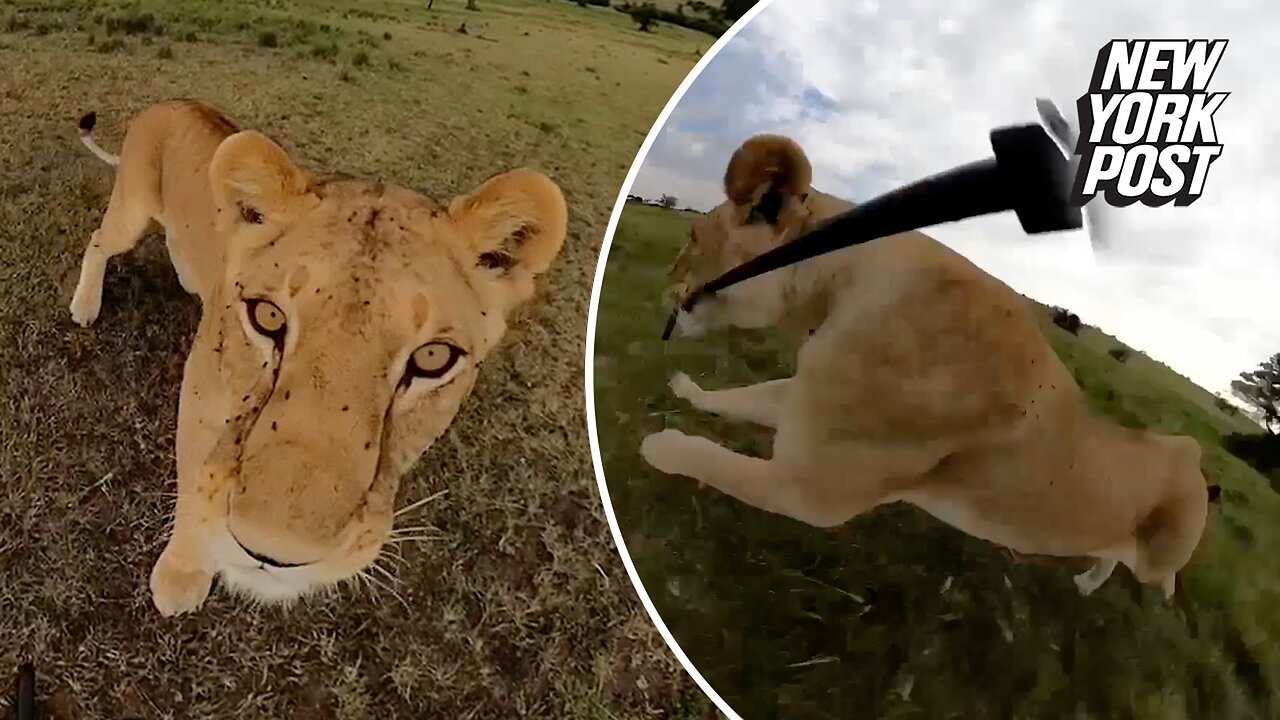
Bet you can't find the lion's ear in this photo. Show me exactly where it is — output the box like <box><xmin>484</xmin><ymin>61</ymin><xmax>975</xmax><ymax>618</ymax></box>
<box><xmin>447</xmin><ymin>170</ymin><xmax>567</xmax><ymax>308</ymax></box>
<box><xmin>209</xmin><ymin>131</ymin><xmax>311</xmax><ymax>228</ymax></box>
<box><xmin>723</xmin><ymin>134</ymin><xmax>812</xmax><ymax>227</ymax></box>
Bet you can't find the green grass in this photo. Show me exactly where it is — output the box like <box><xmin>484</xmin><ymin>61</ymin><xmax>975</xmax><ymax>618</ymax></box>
<box><xmin>594</xmin><ymin>202</ymin><xmax>1280</xmax><ymax>720</ymax></box>
<box><xmin>0</xmin><ymin>2</ymin><xmax>713</xmax><ymax>718</ymax></box>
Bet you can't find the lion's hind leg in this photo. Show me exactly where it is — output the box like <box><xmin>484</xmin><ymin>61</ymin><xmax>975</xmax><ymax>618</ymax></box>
<box><xmin>1073</xmin><ymin>558</ymin><xmax>1118</xmax><ymax>596</ymax></box>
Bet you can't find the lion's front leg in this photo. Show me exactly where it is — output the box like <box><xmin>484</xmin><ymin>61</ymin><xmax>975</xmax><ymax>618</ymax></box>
<box><xmin>150</xmin><ymin>481</ymin><xmax>218</xmax><ymax>617</ymax></box>
<box><xmin>669</xmin><ymin>372</ymin><xmax>792</xmax><ymax>428</ymax></box>
<box><xmin>639</xmin><ymin>428</ymin><xmax>867</xmax><ymax>528</ymax></box>
<box><xmin>70</xmin><ymin>177</ymin><xmax>155</xmax><ymax>327</ymax></box>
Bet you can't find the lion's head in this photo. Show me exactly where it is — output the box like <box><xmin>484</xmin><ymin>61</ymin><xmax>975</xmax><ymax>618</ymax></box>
<box><xmin>665</xmin><ymin>134</ymin><xmax>818</xmax><ymax>337</ymax></box>
<box><xmin>177</xmin><ymin>131</ymin><xmax>566</xmax><ymax>602</ymax></box>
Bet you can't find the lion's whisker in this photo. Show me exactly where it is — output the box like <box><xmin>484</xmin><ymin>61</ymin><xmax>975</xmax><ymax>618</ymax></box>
<box><xmin>363</xmin><ymin>570</ymin><xmax>409</xmax><ymax>609</ymax></box>
<box><xmin>378</xmin><ymin>549</ymin><xmax>406</xmax><ymax>567</ymax></box>
<box><xmin>385</xmin><ymin>535</ymin><xmax>445</xmax><ymax>544</ymax></box>
<box><xmin>357</xmin><ymin>570</ymin><xmax>382</xmax><ymax>602</ymax></box>
<box><xmin>389</xmin><ymin>525</ymin><xmax>439</xmax><ymax>535</ymax></box>
<box><xmin>370</xmin><ymin>562</ymin><xmax>400</xmax><ymax>586</ymax></box>
<box><xmin>394</xmin><ymin>489</ymin><xmax>448</xmax><ymax>518</ymax></box>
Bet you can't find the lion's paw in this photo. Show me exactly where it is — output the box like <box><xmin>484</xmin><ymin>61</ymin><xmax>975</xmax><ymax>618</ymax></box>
<box><xmin>640</xmin><ymin>429</ymin><xmax>695</xmax><ymax>477</ymax></box>
<box><xmin>69</xmin><ymin>287</ymin><xmax>101</xmax><ymax>327</ymax></box>
<box><xmin>1073</xmin><ymin>570</ymin><xmax>1100</xmax><ymax>597</ymax></box>
<box><xmin>669</xmin><ymin>372</ymin><xmax>702</xmax><ymax>401</ymax></box>
<box><xmin>150</xmin><ymin>548</ymin><xmax>214</xmax><ymax>617</ymax></box>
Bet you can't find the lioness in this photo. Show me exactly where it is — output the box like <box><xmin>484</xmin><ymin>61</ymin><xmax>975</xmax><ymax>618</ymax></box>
<box><xmin>644</xmin><ymin>134</ymin><xmax>1217</xmax><ymax>598</ymax></box>
<box><xmin>73</xmin><ymin>100</ymin><xmax>566</xmax><ymax>615</ymax></box>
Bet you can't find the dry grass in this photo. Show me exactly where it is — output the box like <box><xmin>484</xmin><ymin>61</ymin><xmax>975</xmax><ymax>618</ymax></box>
<box><xmin>0</xmin><ymin>0</ymin><xmax>713</xmax><ymax>717</ymax></box>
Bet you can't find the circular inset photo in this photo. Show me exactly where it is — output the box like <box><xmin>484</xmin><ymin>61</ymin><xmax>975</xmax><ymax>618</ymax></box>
<box><xmin>588</xmin><ymin>1</ymin><xmax>1280</xmax><ymax>717</ymax></box>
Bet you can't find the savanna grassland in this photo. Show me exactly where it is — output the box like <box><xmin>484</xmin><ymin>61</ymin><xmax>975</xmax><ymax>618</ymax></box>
<box><xmin>0</xmin><ymin>1</ymin><xmax>715</xmax><ymax>717</ymax></box>
<box><xmin>593</xmin><ymin>202</ymin><xmax>1280</xmax><ymax>720</ymax></box>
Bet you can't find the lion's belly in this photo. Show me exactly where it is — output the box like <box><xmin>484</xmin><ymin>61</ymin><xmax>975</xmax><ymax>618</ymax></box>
<box><xmin>896</xmin><ymin>486</ymin><xmax>1117</xmax><ymax>558</ymax></box>
<box><xmin>156</xmin><ymin>171</ymin><xmax>223</xmax><ymax>301</ymax></box>
<box><xmin>165</xmin><ymin>234</ymin><xmax>200</xmax><ymax>295</ymax></box>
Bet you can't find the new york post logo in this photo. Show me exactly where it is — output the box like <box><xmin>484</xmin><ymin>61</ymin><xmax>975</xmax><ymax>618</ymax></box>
<box><xmin>1071</xmin><ymin>39</ymin><xmax>1228</xmax><ymax>208</ymax></box>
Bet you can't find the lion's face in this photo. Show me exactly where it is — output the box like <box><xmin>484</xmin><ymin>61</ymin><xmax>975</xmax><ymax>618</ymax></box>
<box><xmin>666</xmin><ymin>134</ymin><xmax>814</xmax><ymax>338</ymax></box>
<box><xmin>182</xmin><ymin>132</ymin><xmax>565</xmax><ymax>602</ymax></box>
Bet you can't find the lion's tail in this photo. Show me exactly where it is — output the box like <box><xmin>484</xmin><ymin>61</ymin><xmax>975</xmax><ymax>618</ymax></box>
<box><xmin>78</xmin><ymin>111</ymin><xmax>120</xmax><ymax>166</ymax></box>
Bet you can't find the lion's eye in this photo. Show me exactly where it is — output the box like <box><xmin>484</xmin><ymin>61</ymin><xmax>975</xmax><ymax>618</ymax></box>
<box><xmin>246</xmin><ymin>299</ymin><xmax>287</xmax><ymax>341</ymax></box>
<box><xmin>407</xmin><ymin>342</ymin><xmax>465</xmax><ymax>380</ymax></box>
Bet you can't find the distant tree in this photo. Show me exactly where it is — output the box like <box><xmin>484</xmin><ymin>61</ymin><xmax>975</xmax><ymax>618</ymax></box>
<box><xmin>659</xmin><ymin>193</ymin><xmax>678</xmax><ymax>209</ymax></box>
<box><xmin>1215</xmin><ymin>396</ymin><xmax>1240</xmax><ymax>416</ymax></box>
<box><xmin>1231</xmin><ymin>352</ymin><xmax>1280</xmax><ymax>434</ymax></box>
<box><xmin>617</xmin><ymin>0</ymin><xmax>736</xmax><ymax>37</ymax></box>
<box><xmin>686</xmin><ymin>0</ymin><xmax>716</xmax><ymax>15</ymax></box>
<box><xmin>1049</xmin><ymin>306</ymin><xmax>1081</xmax><ymax>335</ymax></box>
<box><xmin>720</xmin><ymin>0</ymin><xmax>759</xmax><ymax>21</ymax></box>
<box><xmin>630</xmin><ymin>3</ymin><xmax>659</xmax><ymax>31</ymax></box>
<box><xmin>1223</xmin><ymin>431</ymin><xmax>1280</xmax><ymax>488</ymax></box>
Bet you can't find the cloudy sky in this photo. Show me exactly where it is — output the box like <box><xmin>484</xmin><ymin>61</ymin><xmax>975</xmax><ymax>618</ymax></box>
<box><xmin>631</xmin><ymin>0</ymin><xmax>1280</xmax><ymax>396</ymax></box>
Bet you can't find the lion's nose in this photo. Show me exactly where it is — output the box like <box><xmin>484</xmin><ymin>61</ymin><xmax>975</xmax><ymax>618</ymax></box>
<box><xmin>231</xmin><ymin>532</ymin><xmax>311</xmax><ymax>569</ymax></box>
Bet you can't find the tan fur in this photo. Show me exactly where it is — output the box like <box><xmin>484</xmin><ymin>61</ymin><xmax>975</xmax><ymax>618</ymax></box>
<box><xmin>645</xmin><ymin>134</ymin><xmax>1214</xmax><ymax>599</ymax></box>
<box><xmin>73</xmin><ymin>100</ymin><xmax>567</xmax><ymax>615</ymax></box>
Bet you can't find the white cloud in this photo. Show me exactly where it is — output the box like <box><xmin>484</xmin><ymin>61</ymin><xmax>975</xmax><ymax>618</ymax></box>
<box><xmin>630</xmin><ymin>0</ymin><xmax>1280</xmax><ymax>394</ymax></box>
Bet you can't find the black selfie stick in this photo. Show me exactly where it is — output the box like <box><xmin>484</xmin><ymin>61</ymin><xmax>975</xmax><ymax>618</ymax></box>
<box><xmin>16</xmin><ymin>662</ymin><xmax>35</xmax><ymax>720</ymax></box>
<box><xmin>661</xmin><ymin>122</ymin><xmax>1082</xmax><ymax>340</ymax></box>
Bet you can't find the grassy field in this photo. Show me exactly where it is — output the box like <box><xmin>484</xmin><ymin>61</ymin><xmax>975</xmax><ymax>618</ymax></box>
<box><xmin>593</xmin><ymin>202</ymin><xmax>1280</xmax><ymax>720</ymax></box>
<box><xmin>0</xmin><ymin>2</ymin><xmax>715</xmax><ymax>718</ymax></box>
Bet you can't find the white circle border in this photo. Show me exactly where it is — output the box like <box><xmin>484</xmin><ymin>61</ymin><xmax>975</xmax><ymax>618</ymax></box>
<box><xmin>583</xmin><ymin>3</ymin><xmax>778</xmax><ymax>719</ymax></box>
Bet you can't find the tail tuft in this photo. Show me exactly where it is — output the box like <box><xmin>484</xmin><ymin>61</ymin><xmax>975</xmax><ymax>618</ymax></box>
<box><xmin>77</xmin><ymin>110</ymin><xmax>120</xmax><ymax>166</ymax></box>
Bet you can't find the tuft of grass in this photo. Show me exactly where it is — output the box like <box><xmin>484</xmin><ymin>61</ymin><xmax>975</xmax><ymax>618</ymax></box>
<box><xmin>352</xmin><ymin>50</ymin><xmax>368</xmax><ymax>66</ymax></box>
<box><xmin>156</xmin><ymin>44</ymin><xmax>172</xmax><ymax>59</ymax></box>
<box><xmin>309</xmin><ymin>41</ymin><xmax>339</xmax><ymax>60</ymax></box>
<box><xmin>5</xmin><ymin>14</ymin><xmax>31</xmax><ymax>32</ymax></box>
<box><xmin>257</xmin><ymin>30</ymin><xmax>278</xmax><ymax>48</ymax></box>
<box><xmin>96</xmin><ymin>37</ymin><xmax>126</xmax><ymax>53</ymax></box>
<box><xmin>104</xmin><ymin>10</ymin><xmax>155</xmax><ymax>36</ymax></box>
